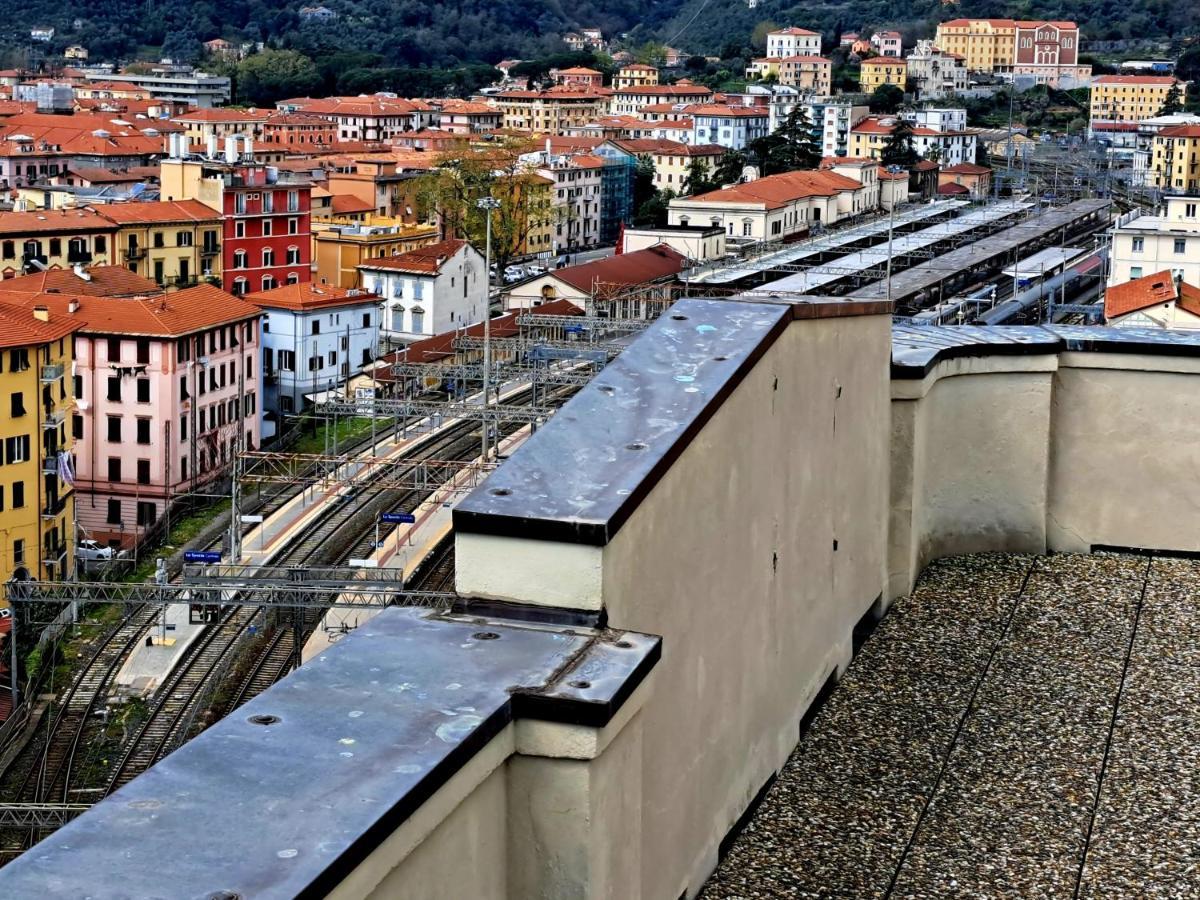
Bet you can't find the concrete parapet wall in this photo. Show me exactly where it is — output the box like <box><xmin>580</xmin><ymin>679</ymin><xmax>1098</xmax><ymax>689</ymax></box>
<box><xmin>889</xmin><ymin>345</ymin><xmax>1200</xmax><ymax>599</ymax></box>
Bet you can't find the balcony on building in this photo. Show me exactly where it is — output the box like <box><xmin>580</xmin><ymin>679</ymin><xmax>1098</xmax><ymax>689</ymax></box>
<box><xmin>66</xmin><ymin>248</ymin><xmax>93</xmax><ymax>264</ymax></box>
<box><xmin>3</xmin><ymin>298</ymin><xmax>1200</xmax><ymax>899</ymax></box>
<box><xmin>39</xmin><ymin>361</ymin><xmax>64</xmax><ymax>383</ymax></box>
<box><xmin>41</xmin><ymin>407</ymin><xmax>66</xmax><ymax>430</ymax></box>
<box><xmin>123</xmin><ymin>246</ymin><xmax>147</xmax><ymax>261</ymax></box>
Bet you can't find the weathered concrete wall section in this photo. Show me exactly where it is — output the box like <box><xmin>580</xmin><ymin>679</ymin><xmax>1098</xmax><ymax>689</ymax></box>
<box><xmin>1048</xmin><ymin>352</ymin><xmax>1200</xmax><ymax>554</ymax></box>
<box><xmin>889</xmin><ymin>355</ymin><xmax>1055</xmax><ymax>599</ymax></box>
<box><xmin>600</xmin><ymin>313</ymin><xmax>891</xmax><ymax>898</ymax></box>
<box><xmin>890</xmin><ymin>345</ymin><xmax>1200</xmax><ymax>598</ymax></box>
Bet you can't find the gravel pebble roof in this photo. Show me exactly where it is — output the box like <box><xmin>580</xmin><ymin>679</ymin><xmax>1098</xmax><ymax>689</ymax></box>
<box><xmin>702</xmin><ymin>551</ymin><xmax>1200</xmax><ymax>899</ymax></box>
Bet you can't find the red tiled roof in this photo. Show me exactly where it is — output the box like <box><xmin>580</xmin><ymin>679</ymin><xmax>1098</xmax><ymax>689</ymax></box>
<box><xmin>246</xmin><ymin>282</ymin><xmax>379</xmax><ymax>311</ymax></box>
<box><xmin>0</xmin><ymin>207</ymin><xmax>116</xmax><ymax>236</ymax></box>
<box><xmin>861</xmin><ymin>57</ymin><xmax>907</xmax><ymax>66</ymax></box>
<box><xmin>557</xmin><ymin>67</ymin><xmax>603</xmax><ymax>76</ymax></box>
<box><xmin>551</xmin><ymin>245</ymin><xmax>686</xmax><ymax>292</ymax></box>
<box><xmin>0</xmin><ymin>283</ymin><xmax>261</xmax><ymax>336</ymax></box>
<box><xmin>685</xmin><ymin>169</ymin><xmax>864</xmax><ymax>209</ymax></box>
<box><xmin>0</xmin><ymin>265</ymin><xmax>160</xmax><ymax>297</ymax></box>
<box><xmin>942</xmin><ymin>162</ymin><xmax>990</xmax><ymax>175</ymax></box>
<box><xmin>779</xmin><ymin>55</ymin><xmax>832</xmax><ymax>64</ymax></box>
<box><xmin>98</xmin><ymin>199</ymin><xmax>220</xmax><ymax>225</ymax></box>
<box><xmin>357</xmin><ymin>238</ymin><xmax>469</xmax><ymax>275</ymax></box>
<box><xmin>1104</xmin><ymin>271</ymin><xmax>1200</xmax><ymax>319</ymax></box>
<box><xmin>1157</xmin><ymin>125</ymin><xmax>1200</xmax><ymax>139</ymax></box>
<box><xmin>614</xmin><ymin>85</ymin><xmax>712</xmax><ymax>96</ymax></box>
<box><xmin>0</xmin><ymin>301</ymin><xmax>84</xmax><ymax>348</ymax></box>
<box><xmin>772</xmin><ymin>27</ymin><xmax>820</xmax><ymax>35</ymax></box>
<box><xmin>377</xmin><ymin>297</ymin><xmax>581</xmax><ymax>369</ymax></box>
<box><xmin>686</xmin><ymin>104</ymin><xmax>768</xmax><ymax>118</ymax></box>
<box><xmin>329</xmin><ymin>194</ymin><xmax>376</xmax><ymax>215</ymax></box>
<box><xmin>937</xmin><ymin>182</ymin><xmax>971</xmax><ymax>195</ymax></box>
<box><xmin>1092</xmin><ymin>75</ymin><xmax>1177</xmax><ymax>85</ymax></box>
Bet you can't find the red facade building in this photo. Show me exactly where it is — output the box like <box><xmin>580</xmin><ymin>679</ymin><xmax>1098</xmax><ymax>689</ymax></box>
<box><xmin>220</xmin><ymin>166</ymin><xmax>313</xmax><ymax>296</ymax></box>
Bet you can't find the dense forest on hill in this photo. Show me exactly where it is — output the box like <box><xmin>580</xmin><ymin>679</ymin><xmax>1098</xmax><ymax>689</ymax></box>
<box><xmin>0</xmin><ymin>0</ymin><xmax>1192</xmax><ymax>84</ymax></box>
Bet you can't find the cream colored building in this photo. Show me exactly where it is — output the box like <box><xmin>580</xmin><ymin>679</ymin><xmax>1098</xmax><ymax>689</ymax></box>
<box><xmin>1108</xmin><ymin>196</ymin><xmax>1200</xmax><ymax>286</ymax></box>
<box><xmin>493</xmin><ymin>89</ymin><xmax>608</xmax><ymax>134</ymax></box>
<box><xmin>934</xmin><ymin>18</ymin><xmax>1016</xmax><ymax>73</ymax></box>
<box><xmin>613</xmin><ymin>64</ymin><xmax>659</xmax><ymax>90</ymax></box>
<box><xmin>313</xmin><ymin>217</ymin><xmax>439</xmax><ymax>289</ymax></box>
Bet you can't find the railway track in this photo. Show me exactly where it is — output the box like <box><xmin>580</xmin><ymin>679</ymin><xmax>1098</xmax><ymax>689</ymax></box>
<box><xmin>105</xmin><ymin>382</ymin><xmax>575</xmax><ymax>788</ymax></box>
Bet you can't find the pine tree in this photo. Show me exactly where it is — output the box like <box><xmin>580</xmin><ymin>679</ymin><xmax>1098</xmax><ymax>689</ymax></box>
<box><xmin>1159</xmin><ymin>83</ymin><xmax>1184</xmax><ymax>116</ymax></box>
<box><xmin>712</xmin><ymin>150</ymin><xmax>748</xmax><ymax>187</ymax></box>
<box><xmin>880</xmin><ymin>119</ymin><xmax>918</xmax><ymax>167</ymax></box>
<box><xmin>682</xmin><ymin>157</ymin><xmax>717</xmax><ymax>195</ymax></box>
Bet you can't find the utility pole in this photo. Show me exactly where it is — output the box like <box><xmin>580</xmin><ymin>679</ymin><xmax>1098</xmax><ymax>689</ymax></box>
<box><xmin>884</xmin><ymin>165</ymin><xmax>904</xmax><ymax>308</ymax></box>
<box><xmin>477</xmin><ymin>196</ymin><xmax>501</xmax><ymax>462</ymax></box>
<box><xmin>228</xmin><ymin>360</ymin><xmax>245</xmax><ymax>563</ymax></box>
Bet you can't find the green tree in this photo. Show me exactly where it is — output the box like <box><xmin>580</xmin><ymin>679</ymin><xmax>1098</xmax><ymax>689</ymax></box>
<box><xmin>748</xmin><ymin>105</ymin><xmax>821</xmax><ymax>175</ymax></box>
<box><xmin>682</xmin><ymin>157</ymin><xmax>717</xmax><ymax>196</ymax></box>
<box><xmin>236</xmin><ymin>49</ymin><xmax>321</xmax><ymax>105</ymax></box>
<box><xmin>1158</xmin><ymin>82</ymin><xmax>1184</xmax><ymax>116</ymax></box>
<box><xmin>870</xmin><ymin>83</ymin><xmax>904</xmax><ymax>114</ymax></box>
<box><xmin>880</xmin><ymin>119</ymin><xmax>918</xmax><ymax>167</ymax></box>
<box><xmin>750</xmin><ymin>21</ymin><xmax>779</xmax><ymax>51</ymax></box>
<box><xmin>634</xmin><ymin>189</ymin><xmax>675</xmax><ymax>227</ymax></box>
<box><xmin>633</xmin><ymin>156</ymin><xmax>658</xmax><ymax>212</ymax></box>
<box><xmin>712</xmin><ymin>150</ymin><xmax>747</xmax><ymax>187</ymax></box>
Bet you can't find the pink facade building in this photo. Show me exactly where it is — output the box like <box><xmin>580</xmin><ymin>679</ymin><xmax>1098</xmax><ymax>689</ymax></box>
<box><xmin>1013</xmin><ymin>21</ymin><xmax>1090</xmax><ymax>87</ymax></box>
<box><xmin>41</xmin><ymin>284</ymin><xmax>262</xmax><ymax>548</ymax></box>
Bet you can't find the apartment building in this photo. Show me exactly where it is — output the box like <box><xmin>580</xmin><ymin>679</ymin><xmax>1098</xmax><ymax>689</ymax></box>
<box><xmin>603</xmin><ymin>139</ymin><xmax>726</xmax><ymax>193</ymax></box>
<box><xmin>493</xmin><ymin>88</ymin><xmax>607</xmax><ymax>134</ymax></box>
<box><xmin>613</xmin><ymin>64</ymin><xmax>660</xmax><ymax>90</ymax></box>
<box><xmin>171</xmin><ymin>108</ymin><xmax>270</xmax><ymax>145</ymax></box>
<box><xmin>260</xmin><ymin>113</ymin><xmax>338</xmax><ymax>148</ymax></box>
<box><xmin>8</xmin><ymin>284</ymin><xmax>262</xmax><ymax>548</ymax></box>
<box><xmin>313</xmin><ymin>218</ymin><xmax>439</xmax><ymax>289</ymax></box>
<box><xmin>0</xmin><ymin>208</ymin><xmax>116</xmax><ymax>277</ymax></box>
<box><xmin>933</xmin><ymin>18</ymin><xmax>1086</xmax><ymax>87</ymax></box>
<box><xmin>435</xmin><ymin>101</ymin><xmax>502</xmax><ymax>134</ymax></box>
<box><xmin>766</xmin><ymin>27</ymin><xmax>822</xmax><ymax>59</ymax></box>
<box><xmin>667</xmin><ymin>168</ymin><xmax>874</xmax><ymax>240</ymax></box>
<box><xmin>1150</xmin><ymin>124</ymin><xmax>1200</xmax><ymax>195</ymax></box>
<box><xmin>851</xmin><ymin>114</ymin><xmax>978</xmax><ymax>166</ymax></box>
<box><xmin>358</xmin><ymin>239</ymin><xmax>486</xmax><ymax>343</ymax></box>
<box><xmin>1090</xmin><ymin>76</ymin><xmax>1188</xmax><ymax>134</ymax></box>
<box><xmin>249</xmin><ymin>282</ymin><xmax>380</xmax><ymax>418</ymax></box>
<box><xmin>872</xmin><ymin>31</ymin><xmax>903</xmax><ymax>57</ymax></box>
<box><xmin>610</xmin><ymin>83</ymin><xmax>712</xmax><ymax>117</ymax></box>
<box><xmin>0</xmin><ymin>302</ymin><xmax>79</xmax><ymax>581</ymax></box>
<box><xmin>100</xmin><ymin>200</ymin><xmax>222</xmax><ymax>290</ymax></box>
<box><xmin>1108</xmin><ymin>196</ymin><xmax>1200</xmax><ymax>286</ymax></box>
<box><xmin>160</xmin><ymin>146</ymin><xmax>313</xmax><ymax>296</ymax></box>
<box><xmin>535</xmin><ymin>153</ymin><xmax>604</xmax><ymax>252</ymax></box>
<box><xmin>860</xmin><ymin>58</ymin><xmax>908</xmax><ymax>91</ymax></box>
<box><xmin>906</xmin><ymin>41</ymin><xmax>969</xmax><ymax>100</ymax></box>
<box><xmin>277</xmin><ymin>96</ymin><xmax>434</xmax><ymax>140</ymax></box>
<box><xmin>691</xmin><ymin>105</ymin><xmax>770</xmax><ymax>150</ymax></box>
<box><xmin>934</xmin><ymin>19</ymin><xmax>1016</xmax><ymax>73</ymax></box>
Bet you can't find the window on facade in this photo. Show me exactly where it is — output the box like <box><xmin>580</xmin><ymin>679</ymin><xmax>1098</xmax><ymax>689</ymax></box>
<box><xmin>279</xmin><ymin>350</ymin><xmax>295</xmax><ymax>371</ymax></box>
<box><xmin>311</xmin><ymin>320</ymin><xmax>320</xmax><ymax>335</ymax></box>
<box><xmin>107</xmin><ymin>377</ymin><xmax>121</xmax><ymax>402</ymax></box>
<box><xmin>234</xmin><ymin>250</ymin><xmax>247</xmax><ymax>268</ymax></box>
<box><xmin>263</xmin><ymin>249</ymin><xmax>275</xmax><ymax>268</ymax></box>
<box><xmin>137</xmin><ymin>378</ymin><xmax>150</xmax><ymax>403</ymax></box>
<box><xmin>137</xmin><ymin>418</ymin><xmax>151</xmax><ymax>444</ymax></box>
<box><xmin>286</xmin><ymin>246</ymin><xmax>300</xmax><ymax>265</ymax></box>
<box><xmin>177</xmin><ymin>231</ymin><xmax>193</xmax><ymax>247</ymax></box>
<box><xmin>1175</xmin><ymin>238</ymin><xmax>1187</xmax><ymax>254</ymax></box>
<box><xmin>1131</xmin><ymin>266</ymin><xmax>1143</xmax><ymax>278</ymax></box>
<box><xmin>107</xmin><ymin>416</ymin><xmax>121</xmax><ymax>442</ymax></box>
<box><xmin>107</xmin><ymin>499</ymin><xmax>122</xmax><ymax>524</ymax></box>
<box><xmin>288</xmin><ymin>218</ymin><xmax>299</xmax><ymax>235</ymax></box>
<box><xmin>137</xmin><ymin>459</ymin><xmax>151</xmax><ymax>484</ymax></box>
<box><xmin>235</xmin><ymin>221</ymin><xmax>246</xmax><ymax>238</ymax></box>
<box><xmin>108</xmin><ymin>458</ymin><xmax>121</xmax><ymax>482</ymax></box>
<box><xmin>9</xmin><ymin>392</ymin><xmax>24</xmax><ymax>417</ymax></box>
<box><xmin>73</xmin><ymin>414</ymin><xmax>83</xmax><ymax>440</ymax></box>
<box><xmin>262</xmin><ymin>219</ymin><xmax>273</xmax><ymax>237</ymax></box>
<box><xmin>137</xmin><ymin>501</ymin><xmax>157</xmax><ymax>526</ymax></box>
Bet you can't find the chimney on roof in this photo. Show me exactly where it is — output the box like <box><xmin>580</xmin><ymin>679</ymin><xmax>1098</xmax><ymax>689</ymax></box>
<box><xmin>33</xmin><ymin>305</ymin><xmax>49</xmax><ymax>322</ymax></box>
<box><xmin>73</xmin><ymin>263</ymin><xmax>91</xmax><ymax>281</ymax></box>
<box><xmin>68</xmin><ymin>298</ymin><xmax>80</xmax><ymax>313</ymax></box>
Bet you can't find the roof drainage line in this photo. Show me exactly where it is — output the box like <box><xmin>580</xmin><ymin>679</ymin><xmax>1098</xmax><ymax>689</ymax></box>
<box><xmin>1072</xmin><ymin>553</ymin><xmax>1153</xmax><ymax>899</ymax></box>
<box><xmin>881</xmin><ymin>555</ymin><xmax>1041</xmax><ymax>900</ymax></box>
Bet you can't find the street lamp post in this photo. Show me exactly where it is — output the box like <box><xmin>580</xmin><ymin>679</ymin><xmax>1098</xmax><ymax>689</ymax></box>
<box><xmin>884</xmin><ymin>165</ymin><xmax>905</xmax><ymax>308</ymax></box>
<box><xmin>477</xmin><ymin>196</ymin><xmax>501</xmax><ymax>462</ymax></box>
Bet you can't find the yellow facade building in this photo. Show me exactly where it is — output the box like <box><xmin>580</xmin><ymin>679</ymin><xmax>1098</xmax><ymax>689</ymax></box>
<box><xmin>1090</xmin><ymin>76</ymin><xmax>1187</xmax><ymax>127</ymax></box>
<box><xmin>0</xmin><ymin>302</ymin><xmax>80</xmax><ymax>584</ymax></box>
<box><xmin>98</xmin><ymin>200</ymin><xmax>223</xmax><ymax>290</ymax></box>
<box><xmin>494</xmin><ymin>89</ymin><xmax>608</xmax><ymax>134</ymax></box>
<box><xmin>934</xmin><ymin>19</ymin><xmax>1015</xmax><ymax>73</ymax></box>
<box><xmin>313</xmin><ymin>216</ymin><xmax>440</xmax><ymax>288</ymax></box>
<box><xmin>516</xmin><ymin>174</ymin><xmax>555</xmax><ymax>258</ymax></box>
<box><xmin>860</xmin><ymin>57</ymin><xmax>908</xmax><ymax>91</ymax></box>
<box><xmin>0</xmin><ymin>209</ymin><xmax>117</xmax><ymax>278</ymax></box>
<box><xmin>1151</xmin><ymin>124</ymin><xmax>1200</xmax><ymax>195</ymax></box>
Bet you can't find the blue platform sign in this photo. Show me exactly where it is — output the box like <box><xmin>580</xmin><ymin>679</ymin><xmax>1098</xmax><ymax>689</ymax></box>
<box><xmin>381</xmin><ymin>512</ymin><xmax>416</xmax><ymax>524</ymax></box>
<box><xmin>184</xmin><ymin>550</ymin><xmax>222</xmax><ymax>564</ymax></box>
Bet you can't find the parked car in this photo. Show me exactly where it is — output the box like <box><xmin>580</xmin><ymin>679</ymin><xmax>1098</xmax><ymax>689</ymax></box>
<box><xmin>503</xmin><ymin>265</ymin><xmax>527</xmax><ymax>283</ymax></box>
<box><xmin>525</xmin><ymin>264</ymin><xmax>547</xmax><ymax>276</ymax></box>
<box><xmin>77</xmin><ymin>540</ymin><xmax>129</xmax><ymax>570</ymax></box>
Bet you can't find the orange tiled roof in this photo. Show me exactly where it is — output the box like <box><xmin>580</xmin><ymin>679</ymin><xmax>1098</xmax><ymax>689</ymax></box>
<box><xmin>772</xmin><ymin>27</ymin><xmax>820</xmax><ymax>35</ymax></box>
<box><xmin>0</xmin><ymin>283</ymin><xmax>261</xmax><ymax>336</ymax></box>
<box><xmin>0</xmin><ymin>301</ymin><xmax>84</xmax><ymax>348</ymax></box>
<box><xmin>357</xmin><ymin>238</ymin><xmax>468</xmax><ymax>275</ymax></box>
<box><xmin>0</xmin><ymin>207</ymin><xmax>117</xmax><ymax>236</ymax></box>
<box><xmin>1158</xmin><ymin>125</ymin><xmax>1200</xmax><ymax>138</ymax></box>
<box><xmin>686</xmin><ymin>169</ymin><xmax>865</xmax><ymax>208</ymax></box>
<box><xmin>1092</xmin><ymin>75</ymin><xmax>1177</xmax><ymax>85</ymax></box>
<box><xmin>552</xmin><ymin>244</ymin><xmax>686</xmax><ymax>292</ymax></box>
<box><xmin>329</xmin><ymin>194</ymin><xmax>376</xmax><ymax>215</ymax></box>
<box><xmin>98</xmin><ymin>199</ymin><xmax>220</xmax><ymax>225</ymax></box>
<box><xmin>861</xmin><ymin>57</ymin><xmax>907</xmax><ymax>66</ymax></box>
<box><xmin>0</xmin><ymin>265</ymin><xmax>160</xmax><ymax>297</ymax></box>
<box><xmin>1104</xmin><ymin>271</ymin><xmax>1200</xmax><ymax>319</ymax></box>
<box><xmin>245</xmin><ymin>282</ymin><xmax>379</xmax><ymax>310</ymax></box>
<box><xmin>686</xmin><ymin>104</ymin><xmax>769</xmax><ymax>118</ymax></box>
